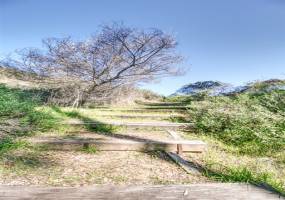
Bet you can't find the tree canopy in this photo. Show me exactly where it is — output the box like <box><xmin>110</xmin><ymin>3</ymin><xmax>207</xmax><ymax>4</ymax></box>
<box><xmin>2</xmin><ymin>23</ymin><xmax>185</xmax><ymax>106</ymax></box>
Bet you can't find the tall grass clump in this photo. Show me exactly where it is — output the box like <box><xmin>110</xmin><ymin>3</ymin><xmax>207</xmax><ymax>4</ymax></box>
<box><xmin>0</xmin><ymin>84</ymin><xmax>57</xmax><ymax>150</ymax></box>
<box><xmin>187</xmin><ymin>90</ymin><xmax>285</xmax><ymax>156</ymax></box>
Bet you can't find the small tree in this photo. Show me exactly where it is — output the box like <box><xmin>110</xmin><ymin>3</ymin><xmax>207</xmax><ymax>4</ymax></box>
<box><xmin>7</xmin><ymin>23</ymin><xmax>184</xmax><ymax>106</ymax></box>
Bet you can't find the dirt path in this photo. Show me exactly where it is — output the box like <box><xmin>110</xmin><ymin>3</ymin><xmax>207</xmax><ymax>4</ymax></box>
<box><xmin>1</xmin><ymin>102</ymin><xmax>283</xmax><ymax>199</ymax></box>
<box><xmin>0</xmin><ymin>103</ymin><xmax>209</xmax><ymax>186</ymax></box>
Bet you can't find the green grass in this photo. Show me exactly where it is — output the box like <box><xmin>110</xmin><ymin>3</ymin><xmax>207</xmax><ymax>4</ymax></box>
<box><xmin>175</xmin><ymin>88</ymin><xmax>285</xmax><ymax>194</ymax></box>
<box><xmin>187</xmin><ymin>90</ymin><xmax>285</xmax><ymax>156</ymax></box>
<box><xmin>80</xmin><ymin>145</ymin><xmax>97</xmax><ymax>154</ymax></box>
<box><xmin>54</xmin><ymin>108</ymin><xmax>119</xmax><ymax>133</ymax></box>
<box><xmin>1</xmin><ymin>81</ymin><xmax>284</xmax><ymax>192</ymax></box>
<box><xmin>0</xmin><ymin>137</ymin><xmax>29</xmax><ymax>154</ymax></box>
<box><xmin>202</xmin><ymin>164</ymin><xmax>284</xmax><ymax>195</ymax></box>
<box><xmin>0</xmin><ymin>84</ymin><xmax>58</xmax><ymax>129</ymax></box>
<box><xmin>0</xmin><ymin>84</ymin><xmax>58</xmax><ymax>152</ymax></box>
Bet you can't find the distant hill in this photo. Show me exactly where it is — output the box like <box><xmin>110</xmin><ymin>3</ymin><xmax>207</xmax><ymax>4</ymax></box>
<box><xmin>172</xmin><ymin>79</ymin><xmax>285</xmax><ymax>96</ymax></box>
<box><xmin>0</xmin><ymin>66</ymin><xmax>40</xmax><ymax>88</ymax></box>
<box><xmin>248</xmin><ymin>79</ymin><xmax>285</xmax><ymax>92</ymax></box>
<box><xmin>171</xmin><ymin>81</ymin><xmax>234</xmax><ymax>96</ymax></box>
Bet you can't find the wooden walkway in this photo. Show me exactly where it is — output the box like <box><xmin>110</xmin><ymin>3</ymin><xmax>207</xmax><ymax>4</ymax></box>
<box><xmin>4</xmin><ymin>104</ymin><xmax>281</xmax><ymax>199</ymax></box>
<box><xmin>0</xmin><ymin>184</ymin><xmax>283</xmax><ymax>200</ymax></box>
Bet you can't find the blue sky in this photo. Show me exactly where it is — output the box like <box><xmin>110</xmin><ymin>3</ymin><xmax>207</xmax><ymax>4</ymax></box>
<box><xmin>1</xmin><ymin>0</ymin><xmax>285</xmax><ymax>95</ymax></box>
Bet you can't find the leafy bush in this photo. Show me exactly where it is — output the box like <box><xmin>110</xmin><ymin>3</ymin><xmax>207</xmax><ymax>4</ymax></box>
<box><xmin>0</xmin><ymin>137</ymin><xmax>29</xmax><ymax>154</ymax></box>
<box><xmin>203</xmin><ymin>164</ymin><xmax>284</xmax><ymax>195</ymax></box>
<box><xmin>187</xmin><ymin>90</ymin><xmax>285</xmax><ymax>155</ymax></box>
<box><xmin>0</xmin><ymin>84</ymin><xmax>57</xmax><ymax>138</ymax></box>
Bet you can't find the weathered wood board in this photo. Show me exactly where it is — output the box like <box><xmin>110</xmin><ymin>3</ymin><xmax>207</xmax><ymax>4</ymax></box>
<box><xmin>32</xmin><ymin>138</ymin><xmax>206</xmax><ymax>152</ymax></box>
<box><xmin>0</xmin><ymin>184</ymin><xmax>283</xmax><ymax>200</ymax></box>
<box><xmin>166</xmin><ymin>152</ymin><xmax>202</xmax><ymax>174</ymax></box>
<box><xmin>166</xmin><ymin>130</ymin><xmax>182</xmax><ymax>140</ymax></box>
<box><xmin>165</xmin><ymin>130</ymin><xmax>203</xmax><ymax>174</ymax></box>
<box><xmin>64</xmin><ymin>121</ymin><xmax>193</xmax><ymax>130</ymax></box>
<box><xmin>94</xmin><ymin>108</ymin><xmax>186</xmax><ymax>113</ymax></box>
<box><xmin>94</xmin><ymin>114</ymin><xmax>183</xmax><ymax>119</ymax></box>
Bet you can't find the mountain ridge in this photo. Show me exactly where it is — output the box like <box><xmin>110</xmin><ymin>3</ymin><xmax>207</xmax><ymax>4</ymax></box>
<box><xmin>171</xmin><ymin>79</ymin><xmax>285</xmax><ymax>96</ymax></box>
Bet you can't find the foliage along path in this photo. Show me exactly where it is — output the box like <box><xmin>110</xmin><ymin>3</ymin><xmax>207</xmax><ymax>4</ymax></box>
<box><xmin>0</xmin><ymin>101</ymin><xmax>283</xmax><ymax>199</ymax></box>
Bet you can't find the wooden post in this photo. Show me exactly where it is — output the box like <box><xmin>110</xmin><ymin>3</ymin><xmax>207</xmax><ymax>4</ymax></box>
<box><xmin>177</xmin><ymin>144</ymin><xmax>183</xmax><ymax>155</ymax></box>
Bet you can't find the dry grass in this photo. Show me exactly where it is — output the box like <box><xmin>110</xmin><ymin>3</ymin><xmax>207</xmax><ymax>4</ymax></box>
<box><xmin>182</xmin><ymin>133</ymin><xmax>285</xmax><ymax>194</ymax></box>
<box><xmin>0</xmin><ymin>147</ymin><xmax>209</xmax><ymax>186</ymax></box>
<box><xmin>0</xmin><ymin>103</ymin><xmax>208</xmax><ymax>186</ymax></box>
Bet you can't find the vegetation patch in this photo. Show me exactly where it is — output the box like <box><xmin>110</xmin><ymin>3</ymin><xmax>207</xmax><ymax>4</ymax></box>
<box><xmin>202</xmin><ymin>161</ymin><xmax>284</xmax><ymax>195</ymax></box>
<box><xmin>80</xmin><ymin>145</ymin><xmax>97</xmax><ymax>154</ymax></box>
<box><xmin>176</xmin><ymin>87</ymin><xmax>285</xmax><ymax>194</ymax></box>
<box><xmin>0</xmin><ymin>84</ymin><xmax>58</xmax><ymax>135</ymax></box>
<box><xmin>0</xmin><ymin>138</ymin><xmax>29</xmax><ymax>154</ymax></box>
<box><xmin>187</xmin><ymin>90</ymin><xmax>285</xmax><ymax>155</ymax></box>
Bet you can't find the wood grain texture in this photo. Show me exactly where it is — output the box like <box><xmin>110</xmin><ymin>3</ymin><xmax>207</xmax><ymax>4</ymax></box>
<box><xmin>0</xmin><ymin>184</ymin><xmax>283</xmax><ymax>200</ymax></box>
<box><xmin>64</xmin><ymin>121</ymin><xmax>193</xmax><ymax>130</ymax></box>
<box><xmin>166</xmin><ymin>152</ymin><xmax>201</xmax><ymax>174</ymax></box>
<box><xmin>165</xmin><ymin>130</ymin><xmax>203</xmax><ymax>174</ymax></box>
<box><xmin>166</xmin><ymin>130</ymin><xmax>182</xmax><ymax>140</ymax></box>
<box><xmin>94</xmin><ymin>109</ymin><xmax>186</xmax><ymax>113</ymax></box>
<box><xmin>94</xmin><ymin>114</ymin><xmax>183</xmax><ymax>119</ymax></box>
<box><xmin>32</xmin><ymin>138</ymin><xmax>206</xmax><ymax>152</ymax></box>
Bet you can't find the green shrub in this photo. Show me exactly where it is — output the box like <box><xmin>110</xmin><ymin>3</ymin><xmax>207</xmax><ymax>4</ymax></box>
<box><xmin>81</xmin><ymin>145</ymin><xmax>97</xmax><ymax>154</ymax></box>
<box><xmin>203</xmin><ymin>164</ymin><xmax>284</xmax><ymax>195</ymax></box>
<box><xmin>187</xmin><ymin>90</ymin><xmax>285</xmax><ymax>155</ymax></box>
<box><xmin>0</xmin><ymin>84</ymin><xmax>57</xmax><ymax>137</ymax></box>
<box><xmin>0</xmin><ymin>137</ymin><xmax>29</xmax><ymax>154</ymax></box>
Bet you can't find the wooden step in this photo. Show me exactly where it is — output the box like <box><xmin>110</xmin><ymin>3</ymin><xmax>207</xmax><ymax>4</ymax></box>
<box><xmin>0</xmin><ymin>184</ymin><xmax>282</xmax><ymax>200</ymax></box>
<box><xmin>136</xmin><ymin>101</ymin><xmax>187</xmax><ymax>106</ymax></box>
<box><xmin>32</xmin><ymin>138</ymin><xmax>206</xmax><ymax>152</ymax></box>
<box><xmin>94</xmin><ymin>109</ymin><xmax>186</xmax><ymax>113</ymax></box>
<box><xmin>65</xmin><ymin>121</ymin><xmax>193</xmax><ymax>130</ymax></box>
<box><xmin>140</xmin><ymin>106</ymin><xmax>187</xmax><ymax>110</ymax></box>
<box><xmin>94</xmin><ymin>114</ymin><xmax>184</xmax><ymax>119</ymax></box>
<box><xmin>93</xmin><ymin>106</ymin><xmax>187</xmax><ymax>110</ymax></box>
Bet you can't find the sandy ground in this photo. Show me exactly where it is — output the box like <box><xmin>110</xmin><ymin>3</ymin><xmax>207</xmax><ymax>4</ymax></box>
<box><xmin>0</xmin><ymin>106</ymin><xmax>210</xmax><ymax>186</ymax></box>
<box><xmin>0</xmin><ymin>150</ymin><xmax>210</xmax><ymax>186</ymax></box>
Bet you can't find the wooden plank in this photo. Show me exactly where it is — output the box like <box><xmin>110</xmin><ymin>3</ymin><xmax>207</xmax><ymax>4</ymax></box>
<box><xmin>165</xmin><ymin>130</ymin><xmax>204</xmax><ymax>175</ymax></box>
<box><xmin>177</xmin><ymin>144</ymin><xmax>183</xmax><ymax>155</ymax></box>
<box><xmin>136</xmin><ymin>101</ymin><xmax>186</xmax><ymax>106</ymax></box>
<box><xmin>92</xmin><ymin>106</ymin><xmax>187</xmax><ymax>110</ymax></box>
<box><xmin>64</xmin><ymin>121</ymin><xmax>193</xmax><ymax>130</ymax></box>
<box><xmin>97</xmin><ymin>106</ymin><xmax>187</xmax><ymax>110</ymax></box>
<box><xmin>166</xmin><ymin>152</ymin><xmax>201</xmax><ymax>174</ymax></box>
<box><xmin>166</xmin><ymin>130</ymin><xmax>182</xmax><ymax>140</ymax></box>
<box><xmin>139</xmin><ymin>106</ymin><xmax>187</xmax><ymax>110</ymax></box>
<box><xmin>95</xmin><ymin>114</ymin><xmax>183</xmax><ymax>119</ymax></box>
<box><xmin>32</xmin><ymin>138</ymin><xmax>206</xmax><ymax>152</ymax></box>
<box><xmin>166</xmin><ymin>130</ymin><xmax>183</xmax><ymax>154</ymax></box>
<box><xmin>0</xmin><ymin>184</ymin><xmax>283</xmax><ymax>200</ymax></box>
<box><xmin>94</xmin><ymin>109</ymin><xmax>186</xmax><ymax>113</ymax></box>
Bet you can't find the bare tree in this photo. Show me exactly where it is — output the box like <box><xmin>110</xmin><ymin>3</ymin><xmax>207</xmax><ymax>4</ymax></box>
<box><xmin>8</xmin><ymin>23</ymin><xmax>184</xmax><ymax>106</ymax></box>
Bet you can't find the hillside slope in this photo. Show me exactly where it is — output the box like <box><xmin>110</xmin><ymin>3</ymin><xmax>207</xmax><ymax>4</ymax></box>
<box><xmin>0</xmin><ymin>66</ymin><xmax>163</xmax><ymax>106</ymax></box>
<box><xmin>168</xmin><ymin>86</ymin><xmax>285</xmax><ymax>194</ymax></box>
<box><xmin>172</xmin><ymin>79</ymin><xmax>285</xmax><ymax>96</ymax></box>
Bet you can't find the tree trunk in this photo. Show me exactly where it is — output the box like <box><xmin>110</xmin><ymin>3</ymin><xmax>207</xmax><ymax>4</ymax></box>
<box><xmin>72</xmin><ymin>89</ymin><xmax>82</xmax><ymax>108</ymax></box>
<box><xmin>74</xmin><ymin>90</ymin><xmax>90</xmax><ymax>107</ymax></box>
